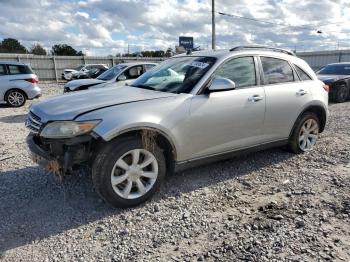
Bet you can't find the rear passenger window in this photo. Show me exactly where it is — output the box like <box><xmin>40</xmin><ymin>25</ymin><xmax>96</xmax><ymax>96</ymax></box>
<box><xmin>8</xmin><ymin>65</ymin><xmax>21</xmax><ymax>74</ymax></box>
<box><xmin>295</xmin><ymin>65</ymin><xmax>312</xmax><ymax>81</ymax></box>
<box><xmin>214</xmin><ymin>56</ymin><xmax>256</xmax><ymax>89</ymax></box>
<box><xmin>261</xmin><ymin>57</ymin><xmax>294</xmax><ymax>85</ymax></box>
<box><xmin>0</xmin><ymin>65</ymin><xmax>6</xmax><ymax>75</ymax></box>
<box><xmin>8</xmin><ymin>65</ymin><xmax>33</xmax><ymax>75</ymax></box>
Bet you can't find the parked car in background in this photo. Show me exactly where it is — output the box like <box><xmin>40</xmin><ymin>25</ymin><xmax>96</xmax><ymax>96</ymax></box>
<box><xmin>26</xmin><ymin>46</ymin><xmax>328</xmax><ymax>207</ymax></box>
<box><xmin>63</xmin><ymin>62</ymin><xmax>157</xmax><ymax>93</ymax></box>
<box><xmin>0</xmin><ymin>62</ymin><xmax>41</xmax><ymax>107</ymax></box>
<box><xmin>317</xmin><ymin>63</ymin><xmax>350</xmax><ymax>103</ymax></box>
<box><xmin>62</xmin><ymin>64</ymin><xmax>108</xmax><ymax>81</ymax></box>
<box><xmin>72</xmin><ymin>66</ymin><xmax>109</xmax><ymax>80</ymax></box>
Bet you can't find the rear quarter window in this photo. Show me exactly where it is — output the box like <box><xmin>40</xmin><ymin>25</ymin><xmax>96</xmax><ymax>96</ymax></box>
<box><xmin>295</xmin><ymin>65</ymin><xmax>312</xmax><ymax>81</ymax></box>
<box><xmin>8</xmin><ymin>65</ymin><xmax>33</xmax><ymax>75</ymax></box>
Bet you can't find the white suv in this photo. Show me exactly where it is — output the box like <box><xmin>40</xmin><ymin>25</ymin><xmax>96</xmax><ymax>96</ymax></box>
<box><xmin>0</xmin><ymin>62</ymin><xmax>41</xmax><ymax>107</ymax></box>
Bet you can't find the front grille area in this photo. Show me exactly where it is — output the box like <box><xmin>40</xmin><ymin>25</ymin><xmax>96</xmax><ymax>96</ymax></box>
<box><xmin>25</xmin><ymin>111</ymin><xmax>43</xmax><ymax>134</ymax></box>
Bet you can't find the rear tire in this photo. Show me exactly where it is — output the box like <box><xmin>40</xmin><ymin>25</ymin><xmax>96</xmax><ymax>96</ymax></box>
<box><xmin>332</xmin><ymin>84</ymin><xmax>348</xmax><ymax>103</ymax></box>
<box><xmin>92</xmin><ymin>136</ymin><xmax>166</xmax><ymax>208</ymax></box>
<box><xmin>5</xmin><ymin>89</ymin><xmax>26</xmax><ymax>107</ymax></box>
<box><xmin>288</xmin><ymin>112</ymin><xmax>320</xmax><ymax>154</ymax></box>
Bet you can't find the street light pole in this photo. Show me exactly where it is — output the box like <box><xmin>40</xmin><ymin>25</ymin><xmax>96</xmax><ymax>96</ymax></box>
<box><xmin>212</xmin><ymin>0</ymin><xmax>216</xmax><ymax>50</ymax></box>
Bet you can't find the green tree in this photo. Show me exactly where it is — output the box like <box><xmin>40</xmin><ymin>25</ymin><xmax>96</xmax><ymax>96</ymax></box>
<box><xmin>30</xmin><ymin>43</ymin><xmax>47</xmax><ymax>55</ymax></box>
<box><xmin>154</xmin><ymin>50</ymin><xmax>165</xmax><ymax>57</ymax></box>
<box><xmin>0</xmin><ymin>38</ymin><xmax>27</xmax><ymax>54</ymax></box>
<box><xmin>140</xmin><ymin>50</ymin><xmax>165</xmax><ymax>57</ymax></box>
<box><xmin>51</xmin><ymin>44</ymin><xmax>84</xmax><ymax>56</ymax></box>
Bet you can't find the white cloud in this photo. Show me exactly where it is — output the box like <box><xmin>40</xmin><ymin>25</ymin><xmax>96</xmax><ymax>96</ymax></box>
<box><xmin>0</xmin><ymin>0</ymin><xmax>349</xmax><ymax>55</ymax></box>
<box><xmin>75</xmin><ymin>11</ymin><xmax>90</xmax><ymax>19</ymax></box>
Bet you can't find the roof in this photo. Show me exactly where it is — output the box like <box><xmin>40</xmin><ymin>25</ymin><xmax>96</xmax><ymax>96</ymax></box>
<box><xmin>326</xmin><ymin>62</ymin><xmax>350</xmax><ymax>66</ymax></box>
<box><xmin>84</xmin><ymin>64</ymin><xmax>108</xmax><ymax>66</ymax></box>
<box><xmin>0</xmin><ymin>61</ymin><xmax>26</xmax><ymax>66</ymax></box>
<box><xmin>174</xmin><ymin>47</ymin><xmax>304</xmax><ymax>64</ymax></box>
<box><xmin>173</xmin><ymin>50</ymin><xmax>229</xmax><ymax>59</ymax></box>
<box><xmin>117</xmin><ymin>61</ymin><xmax>158</xmax><ymax>67</ymax></box>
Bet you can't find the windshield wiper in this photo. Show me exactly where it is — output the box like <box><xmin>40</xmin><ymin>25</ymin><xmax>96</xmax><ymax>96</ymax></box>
<box><xmin>131</xmin><ymin>84</ymin><xmax>156</xmax><ymax>91</ymax></box>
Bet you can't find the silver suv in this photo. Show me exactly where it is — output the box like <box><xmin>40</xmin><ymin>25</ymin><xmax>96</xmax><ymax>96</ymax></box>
<box><xmin>26</xmin><ymin>46</ymin><xmax>329</xmax><ymax>207</ymax></box>
<box><xmin>0</xmin><ymin>62</ymin><xmax>41</xmax><ymax>107</ymax></box>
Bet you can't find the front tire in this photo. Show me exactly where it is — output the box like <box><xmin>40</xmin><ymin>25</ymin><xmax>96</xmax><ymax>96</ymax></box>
<box><xmin>92</xmin><ymin>136</ymin><xmax>166</xmax><ymax>208</ymax></box>
<box><xmin>332</xmin><ymin>84</ymin><xmax>348</xmax><ymax>103</ymax></box>
<box><xmin>288</xmin><ymin>112</ymin><xmax>320</xmax><ymax>154</ymax></box>
<box><xmin>5</xmin><ymin>89</ymin><xmax>26</xmax><ymax>107</ymax></box>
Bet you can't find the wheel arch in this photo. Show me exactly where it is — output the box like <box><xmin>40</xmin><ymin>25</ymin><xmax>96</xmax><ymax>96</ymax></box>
<box><xmin>95</xmin><ymin>126</ymin><xmax>177</xmax><ymax>174</ymax></box>
<box><xmin>5</xmin><ymin>88</ymin><xmax>28</xmax><ymax>99</ymax></box>
<box><xmin>290</xmin><ymin>104</ymin><xmax>327</xmax><ymax>137</ymax></box>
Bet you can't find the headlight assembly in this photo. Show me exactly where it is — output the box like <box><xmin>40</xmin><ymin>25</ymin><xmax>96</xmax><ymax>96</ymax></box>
<box><xmin>40</xmin><ymin>120</ymin><xmax>101</xmax><ymax>139</ymax></box>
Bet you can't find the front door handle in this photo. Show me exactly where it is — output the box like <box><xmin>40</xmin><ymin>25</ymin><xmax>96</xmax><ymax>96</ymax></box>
<box><xmin>296</xmin><ymin>89</ymin><xmax>308</xmax><ymax>96</ymax></box>
<box><xmin>248</xmin><ymin>95</ymin><xmax>263</xmax><ymax>102</ymax></box>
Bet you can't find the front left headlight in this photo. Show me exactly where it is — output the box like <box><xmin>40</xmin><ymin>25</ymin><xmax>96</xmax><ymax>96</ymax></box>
<box><xmin>40</xmin><ymin>120</ymin><xmax>101</xmax><ymax>139</ymax></box>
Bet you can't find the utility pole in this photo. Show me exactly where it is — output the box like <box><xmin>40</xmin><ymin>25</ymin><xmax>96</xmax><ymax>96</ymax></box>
<box><xmin>212</xmin><ymin>0</ymin><xmax>216</xmax><ymax>50</ymax></box>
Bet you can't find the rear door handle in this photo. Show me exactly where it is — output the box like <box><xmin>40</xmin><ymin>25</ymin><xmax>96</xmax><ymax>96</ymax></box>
<box><xmin>248</xmin><ymin>95</ymin><xmax>263</xmax><ymax>102</ymax></box>
<box><xmin>296</xmin><ymin>89</ymin><xmax>308</xmax><ymax>96</ymax></box>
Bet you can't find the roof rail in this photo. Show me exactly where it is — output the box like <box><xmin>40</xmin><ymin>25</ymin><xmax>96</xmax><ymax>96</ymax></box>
<box><xmin>230</xmin><ymin>45</ymin><xmax>296</xmax><ymax>56</ymax></box>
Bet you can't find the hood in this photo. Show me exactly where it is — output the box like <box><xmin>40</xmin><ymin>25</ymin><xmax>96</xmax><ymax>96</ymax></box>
<box><xmin>65</xmin><ymin>79</ymin><xmax>106</xmax><ymax>90</ymax></box>
<box><xmin>30</xmin><ymin>86</ymin><xmax>176</xmax><ymax>122</ymax></box>
<box><xmin>64</xmin><ymin>69</ymin><xmax>77</xmax><ymax>73</ymax></box>
<box><xmin>317</xmin><ymin>74</ymin><xmax>349</xmax><ymax>84</ymax></box>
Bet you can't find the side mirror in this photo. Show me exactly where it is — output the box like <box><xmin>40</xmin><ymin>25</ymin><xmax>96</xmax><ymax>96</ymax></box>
<box><xmin>208</xmin><ymin>77</ymin><xmax>236</xmax><ymax>92</ymax></box>
<box><xmin>117</xmin><ymin>74</ymin><xmax>127</xmax><ymax>81</ymax></box>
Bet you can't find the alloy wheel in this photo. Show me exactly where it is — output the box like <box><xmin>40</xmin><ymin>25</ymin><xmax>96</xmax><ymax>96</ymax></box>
<box><xmin>299</xmin><ymin>119</ymin><xmax>319</xmax><ymax>151</ymax></box>
<box><xmin>110</xmin><ymin>149</ymin><xmax>158</xmax><ymax>199</ymax></box>
<box><xmin>338</xmin><ymin>85</ymin><xmax>348</xmax><ymax>101</ymax></box>
<box><xmin>8</xmin><ymin>91</ymin><xmax>25</xmax><ymax>106</ymax></box>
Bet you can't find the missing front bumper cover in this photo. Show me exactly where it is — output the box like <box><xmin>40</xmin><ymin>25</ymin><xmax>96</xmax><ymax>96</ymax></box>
<box><xmin>27</xmin><ymin>133</ymin><xmax>93</xmax><ymax>175</ymax></box>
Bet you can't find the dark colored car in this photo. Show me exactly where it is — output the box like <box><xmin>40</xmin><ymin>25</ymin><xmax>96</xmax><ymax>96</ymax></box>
<box><xmin>317</xmin><ymin>63</ymin><xmax>350</xmax><ymax>103</ymax></box>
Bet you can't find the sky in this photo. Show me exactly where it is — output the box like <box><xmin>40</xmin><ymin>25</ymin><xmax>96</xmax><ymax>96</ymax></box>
<box><xmin>0</xmin><ymin>0</ymin><xmax>350</xmax><ymax>56</ymax></box>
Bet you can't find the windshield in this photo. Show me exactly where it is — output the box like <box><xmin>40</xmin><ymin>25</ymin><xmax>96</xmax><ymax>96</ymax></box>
<box><xmin>318</xmin><ymin>64</ymin><xmax>350</xmax><ymax>75</ymax></box>
<box><xmin>131</xmin><ymin>56</ymin><xmax>216</xmax><ymax>93</ymax></box>
<box><xmin>97</xmin><ymin>65</ymin><xmax>127</xmax><ymax>81</ymax></box>
<box><xmin>75</xmin><ymin>65</ymin><xmax>84</xmax><ymax>71</ymax></box>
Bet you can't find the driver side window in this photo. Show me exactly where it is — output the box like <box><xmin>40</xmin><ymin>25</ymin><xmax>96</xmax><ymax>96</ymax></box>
<box><xmin>214</xmin><ymin>56</ymin><xmax>257</xmax><ymax>89</ymax></box>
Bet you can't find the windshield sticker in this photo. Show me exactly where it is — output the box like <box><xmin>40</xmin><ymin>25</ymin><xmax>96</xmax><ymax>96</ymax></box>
<box><xmin>344</xmin><ymin>67</ymin><xmax>350</xmax><ymax>70</ymax></box>
<box><xmin>188</xmin><ymin>61</ymin><xmax>209</xmax><ymax>69</ymax></box>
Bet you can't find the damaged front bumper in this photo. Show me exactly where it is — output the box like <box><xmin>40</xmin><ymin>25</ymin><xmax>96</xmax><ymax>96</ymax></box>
<box><xmin>26</xmin><ymin>133</ymin><xmax>95</xmax><ymax>175</ymax></box>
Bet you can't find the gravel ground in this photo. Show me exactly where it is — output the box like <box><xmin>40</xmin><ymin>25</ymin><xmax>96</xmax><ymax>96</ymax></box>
<box><xmin>0</xmin><ymin>83</ymin><xmax>349</xmax><ymax>261</ymax></box>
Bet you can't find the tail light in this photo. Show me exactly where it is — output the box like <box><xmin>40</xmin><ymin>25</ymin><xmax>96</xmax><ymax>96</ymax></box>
<box><xmin>25</xmin><ymin>78</ymin><xmax>39</xmax><ymax>84</ymax></box>
<box><xmin>323</xmin><ymin>84</ymin><xmax>330</xmax><ymax>93</ymax></box>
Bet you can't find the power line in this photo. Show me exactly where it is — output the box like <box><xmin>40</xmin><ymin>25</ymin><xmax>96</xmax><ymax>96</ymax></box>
<box><xmin>217</xmin><ymin>11</ymin><xmax>349</xmax><ymax>36</ymax></box>
<box><xmin>217</xmin><ymin>11</ymin><xmax>317</xmax><ymax>31</ymax></box>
